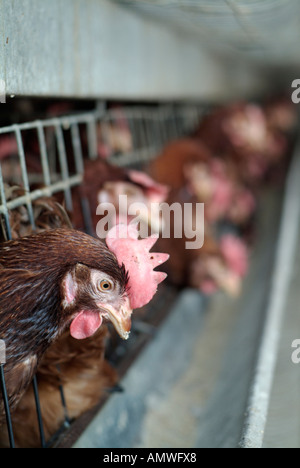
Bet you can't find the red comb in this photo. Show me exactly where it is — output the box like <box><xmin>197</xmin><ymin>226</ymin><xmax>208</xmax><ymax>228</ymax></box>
<box><xmin>106</xmin><ymin>224</ymin><xmax>169</xmax><ymax>309</ymax></box>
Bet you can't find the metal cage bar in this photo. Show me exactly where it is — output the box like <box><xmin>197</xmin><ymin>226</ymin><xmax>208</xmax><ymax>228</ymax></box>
<box><xmin>0</xmin><ymin>340</ymin><xmax>14</xmax><ymax>448</ymax></box>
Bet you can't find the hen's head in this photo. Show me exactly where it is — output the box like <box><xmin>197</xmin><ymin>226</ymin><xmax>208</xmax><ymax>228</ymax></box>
<box><xmin>64</xmin><ymin>262</ymin><xmax>131</xmax><ymax>341</ymax></box>
<box><xmin>74</xmin><ymin>159</ymin><xmax>168</xmax><ymax>236</ymax></box>
<box><xmin>0</xmin><ymin>229</ymin><xmax>132</xmax><ymax>346</ymax></box>
<box><xmin>97</xmin><ymin>171</ymin><xmax>169</xmax><ymax>236</ymax></box>
<box><xmin>63</xmin><ymin>224</ymin><xmax>169</xmax><ymax>340</ymax></box>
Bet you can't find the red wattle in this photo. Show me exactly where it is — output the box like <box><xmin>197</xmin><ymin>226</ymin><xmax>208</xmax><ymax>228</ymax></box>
<box><xmin>70</xmin><ymin>310</ymin><xmax>102</xmax><ymax>340</ymax></box>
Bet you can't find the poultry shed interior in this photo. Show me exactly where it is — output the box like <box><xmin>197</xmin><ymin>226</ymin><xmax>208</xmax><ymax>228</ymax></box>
<box><xmin>1</xmin><ymin>0</ymin><xmax>300</xmax><ymax>450</ymax></box>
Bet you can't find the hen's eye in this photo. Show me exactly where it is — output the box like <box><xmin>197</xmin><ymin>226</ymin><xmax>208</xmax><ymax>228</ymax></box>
<box><xmin>98</xmin><ymin>280</ymin><xmax>113</xmax><ymax>292</ymax></box>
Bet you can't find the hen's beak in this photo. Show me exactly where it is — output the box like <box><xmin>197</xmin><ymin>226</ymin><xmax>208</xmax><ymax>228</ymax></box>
<box><xmin>98</xmin><ymin>296</ymin><xmax>132</xmax><ymax>340</ymax></box>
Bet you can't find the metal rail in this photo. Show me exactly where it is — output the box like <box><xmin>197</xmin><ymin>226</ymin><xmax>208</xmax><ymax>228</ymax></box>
<box><xmin>240</xmin><ymin>133</ymin><xmax>300</xmax><ymax>448</ymax></box>
<box><xmin>113</xmin><ymin>0</ymin><xmax>300</xmax><ymax>66</ymax></box>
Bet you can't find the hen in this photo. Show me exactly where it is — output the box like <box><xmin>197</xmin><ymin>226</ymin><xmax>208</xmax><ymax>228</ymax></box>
<box><xmin>0</xmin><ymin>326</ymin><xmax>117</xmax><ymax>448</ymax></box>
<box><xmin>156</xmin><ymin>189</ymin><xmax>248</xmax><ymax>297</ymax></box>
<box><xmin>0</xmin><ymin>185</ymin><xmax>72</xmax><ymax>241</ymax></box>
<box><xmin>0</xmin><ymin>190</ymin><xmax>168</xmax><ymax>446</ymax></box>
<box><xmin>72</xmin><ymin>158</ymin><xmax>168</xmax><ymax>237</ymax></box>
<box><xmin>148</xmin><ymin>137</ymin><xmax>211</xmax><ymax>190</ymax></box>
<box><xmin>0</xmin><ymin>227</ymin><xmax>132</xmax><ymax>424</ymax></box>
<box><xmin>194</xmin><ymin>101</ymin><xmax>289</xmax><ymax>186</ymax></box>
<box><xmin>148</xmin><ymin>137</ymin><xmax>256</xmax><ymax>229</ymax></box>
<box><xmin>0</xmin><ymin>190</ymin><xmax>117</xmax><ymax>447</ymax></box>
<box><xmin>146</xmin><ymin>131</ymin><xmax>252</xmax><ymax>295</ymax></box>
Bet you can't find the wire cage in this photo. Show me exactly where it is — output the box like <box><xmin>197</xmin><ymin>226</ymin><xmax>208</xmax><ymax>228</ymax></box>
<box><xmin>0</xmin><ymin>102</ymin><xmax>205</xmax><ymax>448</ymax></box>
<box><xmin>0</xmin><ymin>99</ymin><xmax>299</xmax><ymax>449</ymax></box>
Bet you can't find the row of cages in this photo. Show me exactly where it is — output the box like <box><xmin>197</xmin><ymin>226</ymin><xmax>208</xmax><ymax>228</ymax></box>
<box><xmin>0</xmin><ymin>96</ymin><xmax>297</xmax><ymax>448</ymax></box>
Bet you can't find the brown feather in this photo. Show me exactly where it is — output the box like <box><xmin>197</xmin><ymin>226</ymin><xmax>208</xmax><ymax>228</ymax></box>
<box><xmin>0</xmin><ymin>327</ymin><xmax>117</xmax><ymax>448</ymax></box>
<box><xmin>147</xmin><ymin>138</ymin><xmax>211</xmax><ymax>190</ymax></box>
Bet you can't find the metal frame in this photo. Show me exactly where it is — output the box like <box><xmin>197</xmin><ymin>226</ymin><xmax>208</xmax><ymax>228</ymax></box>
<box><xmin>240</xmin><ymin>136</ymin><xmax>300</xmax><ymax>448</ymax></box>
<box><xmin>1</xmin><ymin>0</ymin><xmax>266</xmax><ymax>101</ymax></box>
<box><xmin>113</xmin><ymin>0</ymin><xmax>300</xmax><ymax>66</ymax></box>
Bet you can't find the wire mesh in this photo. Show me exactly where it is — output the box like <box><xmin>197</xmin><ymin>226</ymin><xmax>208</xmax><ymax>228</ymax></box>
<box><xmin>0</xmin><ymin>101</ymin><xmax>204</xmax><ymax>448</ymax></box>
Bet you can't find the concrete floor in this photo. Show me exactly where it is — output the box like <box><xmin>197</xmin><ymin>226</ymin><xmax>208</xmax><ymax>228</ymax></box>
<box><xmin>135</xmin><ymin>292</ymin><xmax>241</xmax><ymax>448</ymax></box>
